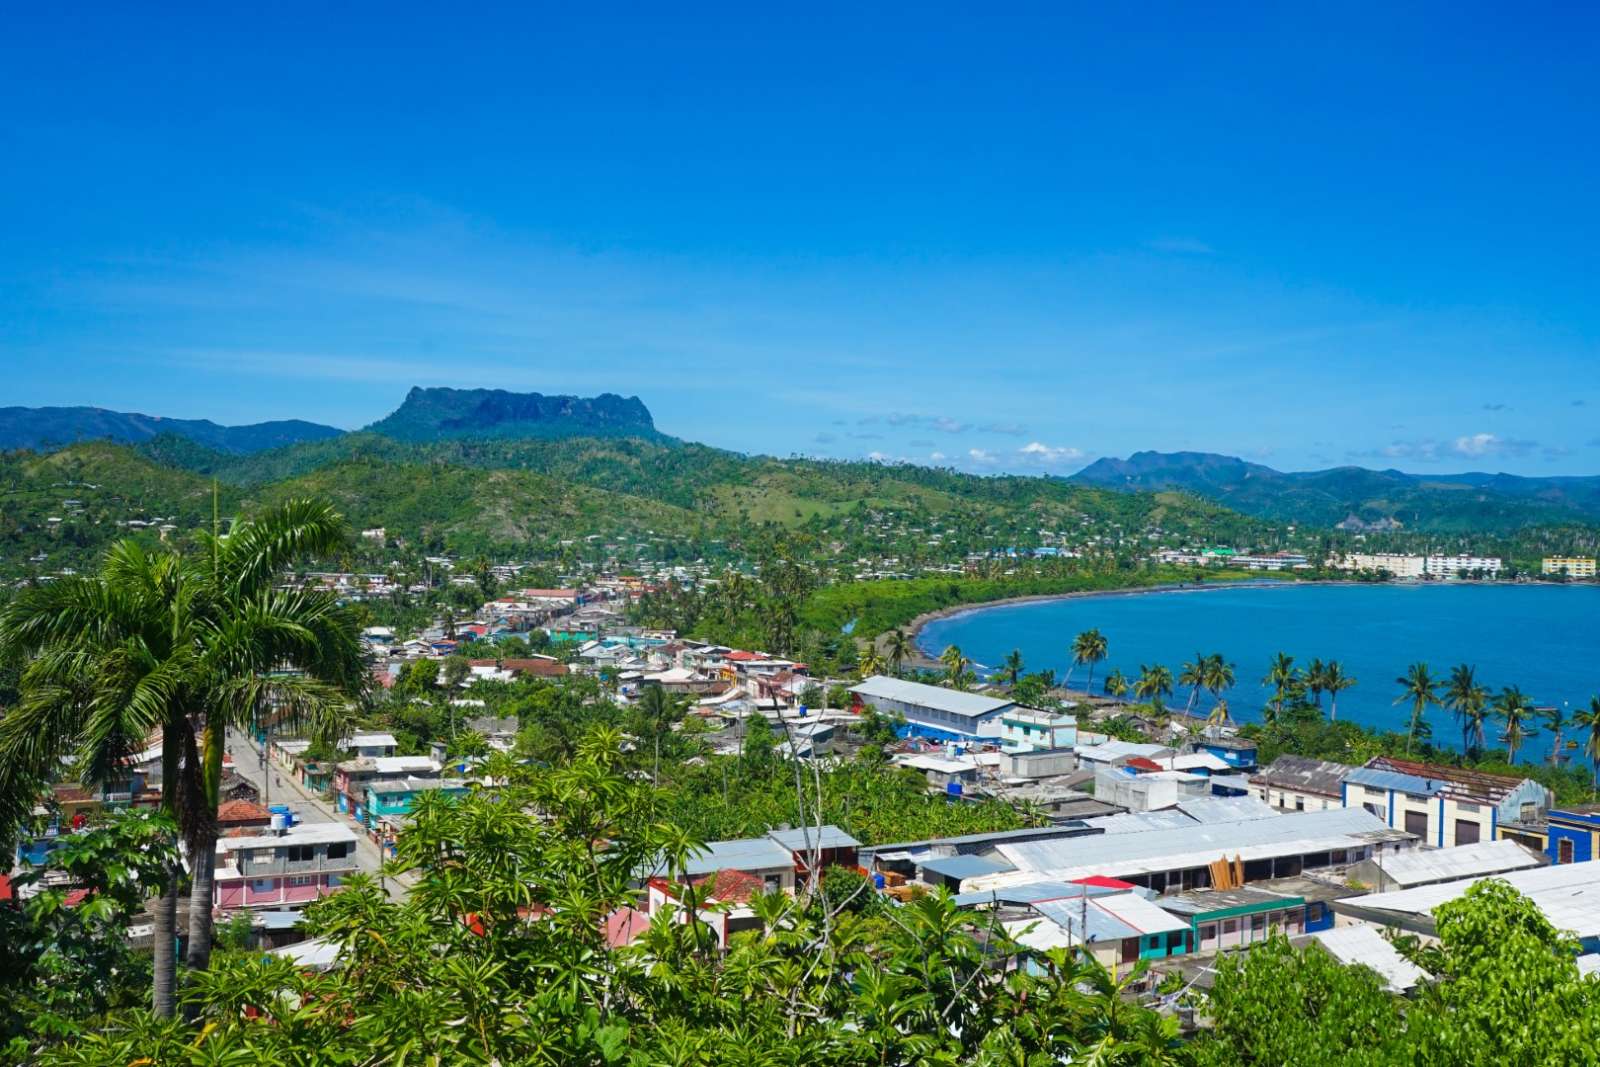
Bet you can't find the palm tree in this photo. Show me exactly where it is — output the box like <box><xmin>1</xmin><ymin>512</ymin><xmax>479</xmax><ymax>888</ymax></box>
<box><xmin>1071</xmin><ymin>628</ymin><xmax>1108</xmax><ymax>698</ymax></box>
<box><xmin>1207</xmin><ymin>697</ymin><xmax>1232</xmax><ymax>727</ymax></box>
<box><xmin>1394</xmin><ymin>662</ymin><xmax>1439</xmax><ymax>756</ymax></box>
<box><xmin>1321</xmin><ymin>660</ymin><xmax>1355</xmax><ymax>722</ymax></box>
<box><xmin>939</xmin><ymin>644</ymin><xmax>965</xmax><ymax>675</ymax></box>
<box><xmin>940</xmin><ymin>645</ymin><xmax>972</xmax><ymax>690</ymax></box>
<box><xmin>1459</xmin><ymin>684</ymin><xmax>1491</xmax><ymax>757</ymax></box>
<box><xmin>1001</xmin><ymin>648</ymin><xmax>1026</xmax><ymax>688</ymax></box>
<box><xmin>1544</xmin><ymin>704</ymin><xmax>1569</xmax><ymax>767</ymax></box>
<box><xmin>1133</xmin><ymin>664</ymin><xmax>1174</xmax><ymax>712</ymax></box>
<box><xmin>1179</xmin><ymin>653</ymin><xmax>1207</xmax><ymax>715</ymax></box>
<box><xmin>1495</xmin><ymin>686</ymin><xmax>1538</xmax><ymax>765</ymax></box>
<box><xmin>1262</xmin><ymin>652</ymin><xmax>1296</xmax><ymax>721</ymax></box>
<box><xmin>1574</xmin><ymin>697</ymin><xmax>1600</xmax><ymax>797</ymax></box>
<box><xmin>0</xmin><ymin>499</ymin><xmax>364</xmax><ymax>1015</ymax></box>
<box><xmin>1103</xmin><ymin>669</ymin><xmax>1130</xmax><ymax>700</ymax></box>
<box><xmin>858</xmin><ymin>647</ymin><xmax>886</xmax><ymax>680</ymax></box>
<box><xmin>1442</xmin><ymin>664</ymin><xmax>1478</xmax><ymax>746</ymax></box>
<box><xmin>1203</xmin><ymin>654</ymin><xmax>1236</xmax><ymax>706</ymax></box>
<box><xmin>639</xmin><ymin>683</ymin><xmax>680</xmax><ymax>782</ymax></box>
<box><xmin>1304</xmin><ymin>658</ymin><xmax>1327</xmax><ymax>710</ymax></box>
<box><xmin>884</xmin><ymin>629</ymin><xmax>911</xmax><ymax>676</ymax></box>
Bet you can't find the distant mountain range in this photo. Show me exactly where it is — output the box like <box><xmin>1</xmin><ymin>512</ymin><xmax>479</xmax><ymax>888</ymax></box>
<box><xmin>0</xmin><ymin>405</ymin><xmax>345</xmax><ymax>455</ymax></box>
<box><xmin>0</xmin><ymin>388</ymin><xmax>664</xmax><ymax>458</ymax></box>
<box><xmin>1069</xmin><ymin>450</ymin><xmax>1600</xmax><ymax>531</ymax></box>
<box><xmin>364</xmin><ymin>387</ymin><xmax>663</xmax><ymax>442</ymax></box>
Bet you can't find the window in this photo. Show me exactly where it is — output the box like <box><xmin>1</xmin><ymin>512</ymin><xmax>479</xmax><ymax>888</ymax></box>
<box><xmin>1295</xmin><ymin>796</ymin><xmax>1305</xmax><ymax>811</ymax></box>
<box><xmin>288</xmin><ymin>875</ymin><xmax>315</xmax><ymax>887</ymax></box>
<box><xmin>286</xmin><ymin>845</ymin><xmax>314</xmax><ymax>862</ymax></box>
<box><xmin>251</xmin><ymin>878</ymin><xmax>276</xmax><ymax>894</ymax></box>
<box><xmin>1455</xmin><ymin>819</ymin><xmax>1480</xmax><ymax>845</ymax></box>
<box><xmin>1363</xmin><ymin>802</ymin><xmax>1384</xmax><ymax>819</ymax></box>
<box><xmin>1521</xmin><ymin>801</ymin><xmax>1538</xmax><ymax>821</ymax></box>
<box><xmin>327</xmin><ymin>841</ymin><xmax>352</xmax><ymax>860</ymax></box>
<box><xmin>1456</xmin><ymin>801</ymin><xmax>1479</xmax><ymax>814</ymax></box>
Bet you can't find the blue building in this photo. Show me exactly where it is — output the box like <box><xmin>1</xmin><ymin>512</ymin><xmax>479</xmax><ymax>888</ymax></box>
<box><xmin>1196</xmin><ymin>736</ymin><xmax>1258</xmax><ymax>772</ymax></box>
<box><xmin>1546</xmin><ymin>808</ymin><xmax>1600</xmax><ymax>865</ymax></box>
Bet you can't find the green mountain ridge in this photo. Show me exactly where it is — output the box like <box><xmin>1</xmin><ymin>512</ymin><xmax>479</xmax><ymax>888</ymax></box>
<box><xmin>1070</xmin><ymin>450</ymin><xmax>1600</xmax><ymax>531</ymax></box>
<box><xmin>0</xmin><ymin>405</ymin><xmax>343</xmax><ymax>454</ymax></box>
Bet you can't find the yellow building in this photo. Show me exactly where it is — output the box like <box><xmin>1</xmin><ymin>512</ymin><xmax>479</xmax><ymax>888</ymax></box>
<box><xmin>1542</xmin><ymin>556</ymin><xmax>1597</xmax><ymax>579</ymax></box>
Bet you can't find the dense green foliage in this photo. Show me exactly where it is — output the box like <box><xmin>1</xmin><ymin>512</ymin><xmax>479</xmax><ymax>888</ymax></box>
<box><xmin>18</xmin><ymin>738</ymin><xmax>1187</xmax><ymax>1066</ymax></box>
<box><xmin>1195</xmin><ymin>879</ymin><xmax>1600</xmax><ymax>1065</ymax></box>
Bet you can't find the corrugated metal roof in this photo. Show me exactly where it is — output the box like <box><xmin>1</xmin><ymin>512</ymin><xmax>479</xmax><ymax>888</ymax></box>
<box><xmin>921</xmin><ymin>854</ymin><xmax>1010</xmax><ymax>880</ymax></box>
<box><xmin>1347</xmin><ymin>859</ymin><xmax>1600</xmax><ymax>939</ymax></box>
<box><xmin>1310</xmin><ymin>925</ymin><xmax>1427</xmax><ymax>992</ymax></box>
<box><xmin>968</xmin><ymin>808</ymin><xmax>1403</xmax><ymax>891</ymax></box>
<box><xmin>1084</xmin><ymin>810</ymin><xmax>1198</xmax><ymax>835</ymax></box>
<box><xmin>1251</xmin><ymin>754</ymin><xmax>1353</xmax><ymax>797</ymax></box>
<box><xmin>766</xmin><ymin>825</ymin><xmax>860</xmax><ymax>852</ymax></box>
<box><xmin>1363</xmin><ymin>839</ymin><xmax>1544</xmax><ymax>887</ymax></box>
<box><xmin>1176</xmin><ymin>796</ymin><xmax>1280</xmax><ymax>824</ymax></box>
<box><xmin>1344</xmin><ymin>766</ymin><xmax>1446</xmax><ymax>796</ymax></box>
<box><xmin>953</xmin><ymin>880</ymin><xmax>1085</xmax><ymax>907</ymax></box>
<box><xmin>849</xmin><ymin>676</ymin><xmax>1015</xmax><ymax>719</ymax></box>
<box><xmin>679</xmin><ymin>838</ymin><xmax>795</xmax><ymax>877</ymax></box>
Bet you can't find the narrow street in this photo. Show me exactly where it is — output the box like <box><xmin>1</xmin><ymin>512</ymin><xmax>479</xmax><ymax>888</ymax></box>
<box><xmin>226</xmin><ymin>727</ymin><xmax>414</xmax><ymax>901</ymax></box>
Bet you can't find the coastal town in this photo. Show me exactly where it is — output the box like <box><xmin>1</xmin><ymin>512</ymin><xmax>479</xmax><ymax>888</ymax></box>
<box><xmin>8</xmin><ymin>6</ymin><xmax>1600</xmax><ymax>1061</ymax></box>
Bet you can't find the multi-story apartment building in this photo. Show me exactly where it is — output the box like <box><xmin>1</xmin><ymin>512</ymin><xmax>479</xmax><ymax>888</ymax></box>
<box><xmin>213</xmin><ymin>823</ymin><xmax>361</xmax><ymax>912</ymax></box>
<box><xmin>1543</xmin><ymin>556</ymin><xmax>1597</xmax><ymax>579</ymax></box>
<box><xmin>1423</xmin><ymin>554</ymin><xmax>1503</xmax><ymax>578</ymax></box>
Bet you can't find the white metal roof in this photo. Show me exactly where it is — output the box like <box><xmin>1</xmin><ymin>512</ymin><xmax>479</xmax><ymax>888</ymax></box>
<box><xmin>849</xmin><ymin>676</ymin><xmax>1014</xmax><ymax>719</ymax></box>
<box><xmin>219</xmin><ymin>823</ymin><xmax>359</xmax><ymax>852</ymax></box>
<box><xmin>1363</xmin><ymin>839</ymin><xmax>1545</xmax><ymax>888</ymax></box>
<box><xmin>1170</xmin><ymin>752</ymin><xmax>1233</xmax><ymax>773</ymax></box>
<box><xmin>968</xmin><ymin>808</ymin><xmax>1399</xmax><ymax>891</ymax></box>
<box><xmin>1348</xmin><ymin>859</ymin><xmax>1600</xmax><ymax>939</ymax></box>
<box><xmin>1076</xmin><ymin>741</ymin><xmax>1173</xmax><ymax>763</ymax></box>
<box><xmin>1310</xmin><ymin>924</ymin><xmax>1428</xmax><ymax>992</ymax></box>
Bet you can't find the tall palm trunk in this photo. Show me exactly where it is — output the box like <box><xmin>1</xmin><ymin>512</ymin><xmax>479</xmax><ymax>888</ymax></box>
<box><xmin>187</xmin><ymin>715</ymin><xmax>224</xmax><ymax>972</ymax></box>
<box><xmin>153</xmin><ymin>728</ymin><xmax>182</xmax><ymax>1018</ymax></box>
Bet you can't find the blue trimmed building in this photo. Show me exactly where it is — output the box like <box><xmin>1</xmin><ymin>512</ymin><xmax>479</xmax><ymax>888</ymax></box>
<box><xmin>1340</xmin><ymin>756</ymin><xmax>1551</xmax><ymax>848</ymax></box>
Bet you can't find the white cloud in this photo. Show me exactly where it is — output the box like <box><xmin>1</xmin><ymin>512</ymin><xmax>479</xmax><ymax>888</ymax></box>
<box><xmin>1016</xmin><ymin>441</ymin><xmax>1086</xmax><ymax>466</ymax></box>
<box><xmin>929</xmin><ymin>451</ymin><xmax>946</xmax><ymax>461</ymax></box>
<box><xmin>1453</xmin><ymin>432</ymin><xmax>1499</xmax><ymax>457</ymax></box>
<box><xmin>967</xmin><ymin>448</ymin><xmax>998</xmax><ymax>466</ymax></box>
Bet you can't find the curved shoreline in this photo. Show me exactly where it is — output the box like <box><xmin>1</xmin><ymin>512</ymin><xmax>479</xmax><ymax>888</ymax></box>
<box><xmin>904</xmin><ymin>579</ymin><xmax>1290</xmax><ymax>658</ymax></box>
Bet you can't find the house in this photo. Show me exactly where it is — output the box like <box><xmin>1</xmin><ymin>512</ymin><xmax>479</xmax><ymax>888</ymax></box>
<box><xmin>1341</xmin><ymin>756</ymin><xmax>1552</xmax><ymax>847</ymax></box>
<box><xmin>1346</xmin><ymin>838</ymin><xmax>1546</xmax><ymax>892</ymax></box>
<box><xmin>895</xmin><ymin>753</ymin><xmax>981</xmax><ymax>794</ymax></box>
<box><xmin>333</xmin><ymin>756</ymin><xmax>441</xmax><ymax>822</ymax></box>
<box><xmin>1002</xmin><ymin>746</ymin><xmax>1081</xmax><ymax>780</ymax></box>
<box><xmin>1003</xmin><ymin>884</ymin><xmax>1192</xmax><ymax>977</ymax></box>
<box><xmin>1075</xmin><ymin>741</ymin><xmax>1176</xmax><ymax>770</ymax></box>
<box><xmin>1248</xmin><ymin>755</ymin><xmax>1353</xmax><ymax>813</ymax></box>
<box><xmin>848</xmin><ymin>675</ymin><xmax>1016</xmax><ymax>742</ymax></box>
<box><xmin>1305</xmin><ymin>924</ymin><xmax>1428</xmax><ymax>993</ymax></box>
<box><xmin>1194</xmin><ymin>735</ymin><xmax>1258</xmax><ymax>772</ymax></box>
<box><xmin>216</xmin><ymin>799</ymin><xmax>273</xmax><ymax>832</ymax></box>
<box><xmin>1159</xmin><ymin>886</ymin><xmax>1315</xmax><ymax>952</ymax></box>
<box><xmin>645</xmin><ymin>868</ymin><xmax>769</xmax><ymax>949</ymax></box>
<box><xmin>1094</xmin><ymin>762</ymin><xmax>1210</xmax><ymax>812</ymax></box>
<box><xmin>363</xmin><ymin>777</ymin><xmax>471</xmax><ymax>825</ymax></box>
<box><xmin>648</xmin><ymin>825</ymin><xmax>861</xmax><ymax>893</ymax></box>
<box><xmin>347</xmin><ymin>732</ymin><xmax>398</xmax><ymax>759</ymax></box>
<box><xmin>464</xmin><ymin>716</ymin><xmax>519</xmax><ymax>751</ymax></box>
<box><xmin>999</xmin><ymin>709</ymin><xmax>1078</xmax><ymax>754</ymax></box>
<box><xmin>1544</xmin><ymin>807</ymin><xmax>1600</xmax><ymax>865</ymax></box>
<box><xmin>214</xmin><ymin>824</ymin><xmax>361</xmax><ymax>912</ymax></box>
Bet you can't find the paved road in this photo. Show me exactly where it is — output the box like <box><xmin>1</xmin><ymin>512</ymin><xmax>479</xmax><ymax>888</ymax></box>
<box><xmin>226</xmin><ymin>728</ymin><xmax>414</xmax><ymax>901</ymax></box>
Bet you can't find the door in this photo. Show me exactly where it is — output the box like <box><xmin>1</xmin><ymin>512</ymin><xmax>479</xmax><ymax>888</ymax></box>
<box><xmin>1455</xmin><ymin>818</ymin><xmax>1480</xmax><ymax>845</ymax></box>
<box><xmin>1404</xmin><ymin>810</ymin><xmax>1429</xmax><ymax>839</ymax></box>
<box><xmin>1559</xmin><ymin>838</ymin><xmax>1576</xmax><ymax>864</ymax></box>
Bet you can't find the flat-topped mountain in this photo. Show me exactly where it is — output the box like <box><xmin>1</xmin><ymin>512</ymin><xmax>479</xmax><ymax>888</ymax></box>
<box><xmin>0</xmin><ymin>405</ymin><xmax>343</xmax><ymax>455</ymax></box>
<box><xmin>364</xmin><ymin>387</ymin><xmax>664</xmax><ymax>443</ymax></box>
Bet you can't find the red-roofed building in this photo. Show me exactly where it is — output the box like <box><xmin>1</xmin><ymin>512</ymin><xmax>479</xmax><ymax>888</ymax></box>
<box><xmin>1125</xmin><ymin>757</ymin><xmax>1166</xmax><ymax>773</ymax></box>
<box><xmin>692</xmin><ymin>868</ymin><xmax>766</xmax><ymax>905</ymax></box>
<box><xmin>1072</xmin><ymin>875</ymin><xmax>1137</xmax><ymax>890</ymax></box>
<box><xmin>604</xmin><ymin>905</ymin><xmax>651</xmax><ymax>948</ymax></box>
<box><xmin>216</xmin><ymin>799</ymin><xmax>272</xmax><ymax>831</ymax></box>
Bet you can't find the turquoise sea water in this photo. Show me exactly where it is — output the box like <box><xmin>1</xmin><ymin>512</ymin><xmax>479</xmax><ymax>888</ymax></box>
<box><xmin>917</xmin><ymin>582</ymin><xmax>1600</xmax><ymax>747</ymax></box>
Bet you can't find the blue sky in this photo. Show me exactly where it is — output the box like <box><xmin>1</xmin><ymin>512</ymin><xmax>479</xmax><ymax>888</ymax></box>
<box><xmin>3</xmin><ymin>4</ymin><xmax>1598</xmax><ymax>475</ymax></box>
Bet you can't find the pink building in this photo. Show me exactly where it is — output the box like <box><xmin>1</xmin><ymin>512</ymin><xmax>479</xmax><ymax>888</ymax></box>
<box><xmin>213</xmin><ymin>824</ymin><xmax>361</xmax><ymax>912</ymax></box>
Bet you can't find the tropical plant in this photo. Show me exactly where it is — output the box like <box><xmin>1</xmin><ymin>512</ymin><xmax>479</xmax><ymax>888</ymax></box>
<box><xmin>1321</xmin><ymin>660</ymin><xmax>1355</xmax><ymax>722</ymax></box>
<box><xmin>1070</xmin><ymin>628</ymin><xmax>1109</xmax><ymax>697</ymax></box>
<box><xmin>1133</xmin><ymin>663</ymin><xmax>1174</xmax><ymax>712</ymax></box>
<box><xmin>1545</xmin><ymin>704</ymin><xmax>1570</xmax><ymax>766</ymax></box>
<box><xmin>1103</xmin><ymin>668</ymin><xmax>1130</xmax><ymax>699</ymax></box>
<box><xmin>1262</xmin><ymin>652</ymin><xmax>1297</xmax><ymax>723</ymax></box>
<box><xmin>1304</xmin><ymin>658</ymin><xmax>1327</xmax><ymax>710</ymax></box>
<box><xmin>1394</xmin><ymin>662</ymin><xmax>1439</xmax><ymax>756</ymax></box>
<box><xmin>857</xmin><ymin>646</ymin><xmax>886</xmax><ymax>679</ymax></box>
<box><xmin>1574</xmin><ymin>696</ymin><xmax>1600</xmax><ymax>797</ymax></box>
<box><xmin>1179</xmin><ymin>653</ymin><xmax>1207</xmax><ymax>715</ymax></box>
<box><xmin>884</xmin><ymin>627</ymin><xmax>912</xmax><ymax>676</ymax></box>
<box><xmin>1494</xmin><ymin>685</ymin><xmax>1538</xmax><ymax>765</ymax></box>
<box><xmin>0</xmin><ymin>499</ymin><xmax>365</xmax><ymax>1015</ymax></box>
<box><xmin>1001</xmin><ymin>648</ymin><xmax>1026</xmax><ymax>688</ymax></box>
